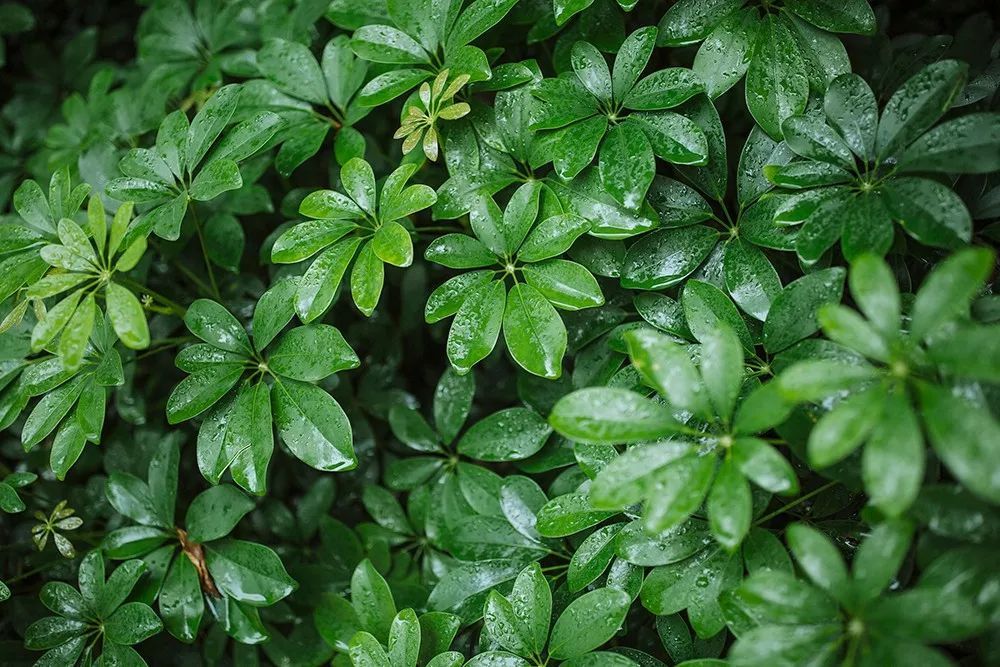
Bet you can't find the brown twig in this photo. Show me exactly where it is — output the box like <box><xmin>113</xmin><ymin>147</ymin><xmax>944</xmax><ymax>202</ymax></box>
<box><xmin>177</xmin><ymin>528</ymin><xmax>221</xmax><ymax>598</ymax></box>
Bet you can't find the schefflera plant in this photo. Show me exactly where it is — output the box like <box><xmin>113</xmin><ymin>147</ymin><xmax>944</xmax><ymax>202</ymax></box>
<box><xmin>315</xmin><ymin>559</ymin><xmax>464</xmax><ymax>666</ymax></box>
<box><xmin>424</xmin><ymin>183</ymin><xmax>604</xmax><ymax>379</ymax></box>
<box><xmin>348</xmin><ymin>0</ymin><xmax>521</xmax><ymax>106</ymax></box>
<box><xmin>166</xmin><ymin>294</ymin><xmax>360</xmax><ymax>494</ymax></box>
<box><xmin>105</xmin><ymin>84</ymin><xmax>282</xmax><ymax>241</ymax></box>
<box><xmin>531</xmin><ymin>26</ymin><xmax>709</xmax><ymax>204</ymax></box>
<box><xmin>774</xmin><ymin>248</ymin><xmax>1000</xmax><ymax>515</ymax></box>
<box><xmin>658</xmin><ymin>0</ymin><xmax>876</xmax><ymax>136</ymax></box>
<box><xmin>477</xmin><ymin>561</ymin><xmax>631</xmax><ymax>665</ymax></box>
<box><xmin>103</xmin><ymin>441</ymin><xmax>296</xmax><ymax>644</ymax></box>
<box><xmin>270</xmin><ymin>157</ymin><xmax>437</xmax><ymax>319</ymax></box>
<box><xmin>24</xmin><ymin>552</ymin><xmax>162</xmax><ymax>666</ymax></box>
<box><xmin>1</xmin><ymin>168</ymin><xmax>89</xmax><ymax>318</ymax></box>
<box><xmin>765</xmin><ymin>61</ymin><xmax>1000</xmax><ymax>263</ymax></box>
<box><xmin>723</xmin><ymin>520</ymin><xmax>987</xmax><ymax>666</ymax></box>
<box><xmin>27</xmin><ymin>198</ymin><xmax>150</xmax><ymax>371</ymax></box>
<box><xmin>549</xmin><ymin>323</ymin><xmax>800</xmax><ymax>550</ymax></box>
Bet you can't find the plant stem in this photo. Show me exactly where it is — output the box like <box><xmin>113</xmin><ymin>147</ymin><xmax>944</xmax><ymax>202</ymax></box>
<box><xmin>189</xmin><ymin>204</ymin><xmax>222</xmax><ymax>301</ymax></box>
<box><xmin>753</xmin><ymin>481</ymin><xmax>839</xmax><ymax>526</ymax></box>
<box><xmin>117</xmin><ymin>276</ymin><xmax>187</xmax><ymax>318</ymax></box>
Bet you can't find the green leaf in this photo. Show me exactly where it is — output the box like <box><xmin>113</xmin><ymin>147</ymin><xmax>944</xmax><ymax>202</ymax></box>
<box><xmin>682</xmin><ymin>280</ymin><xmax>754</xmax><ymax>350</ymax></box>
<box><xmin>31</xmin><ymin>289</ymin><xmax>82</xmax><ymax>353</ymax></box>
<box><xmin>876</xmin><ymin>60</ymin><xmax>968</xmax><ymax>160</ymax></box>
<box><xmin>723</xmin><ymin>238</ymin><xmax>781</xmax><ymax>321</ymax></box>
<box><xmin>656</xmin><ymin>0</ymin><xmax>745</xmax><ymax>46</ymax></box>
<box><xmin>252</xmin><ymin>278</ymin><xmax>298</xmax><ymax>351</ymax></box>
<box><xmin>351</xmin><ymin>241</ymin><xmax>384</xmax><ymax>316</ymax></box>
<box><xmin>502</xmin><ymin>283</ymin><xmax>566</xmax><ymax>379</ymax></box>
<box><xmin>550</xmin><ymin>387</ymin><xmax>680</xmax><ymax>444</ymax></box>
<box><xmin>106</xmin><ymin>282</ymin><xmax>150</xmax><ymax>350</ymax></box>
<box><xmin>781</xmin><ymin>115</ymin><xmax>854</xmax><ymax>168</ymax></box>
<box><xmin>272</xmin><ymin>378</ymin><xmax>356</xmax><ymax>471</ymax></box>
<box><xmin>862</xmin><ymin>389</ymin><xmax>922</xmax><ymax>516</ymax></box>
<box><xmin>823</xmin><ymin>73</ymin><xmax>878</xmax><ymax>162</ymax></box>
<box><xmin>783</xmin><ymin>0</ymin><xmax>875</xmax><ymax>34</ymax></box>
<box><xmin>745</xmin><ymin>15</ymin><xmax>809</xmax><ymax>139</ymax></box>
<box><xmin>901</xmin><ymin>112</ymin><xmax>1000</xmax><ymax>174</ymax></box>
<box><xmin>351</xmin><ymin>559</ymin><xmax>397</xmax><ymax>642</ymax></box>
<box><xmin>910</xmin><ymin>247</ymin><xmax>994</xmax><ymax>340</ymax></box>
<box><xmin>359</xmin><ymin>69</ymin><xmax>434</xmax><ymax>106</ymax></box>
<box><xmin>352</xmin><ymin>25</ymin><xmax>430</xmax><ymax>64</ymax></box>
<box><xmin>166</xmin><ymin>364</ymin><xmax>244</xmax><ymax>424</ymax></box>
<box><xmin>225</xmin><ymin>381</ymin><xmax>274</xmax><ymax>495</ymax></box>
<box><xmin>537</xmin><ymin>492</ymin><xmax>617</xmax><ymax>538</ymax></box>
<box><xmin>786</xmin><ymin>523</ymin><xmax>848</xmax><ymax>600</ymax></box>
<box><xmin>920</xmin><ymin>383</ymin><xmax>1000</xmax><ymax>504</ymax></box>
<box><xmin>388</xmin><ymin>609</ymin><xmax>420</xmax><ymax>667</ymax></box>
<box><xmin>257</xmin><ymin>38</ymin><xmax>328</xmax><ymax>104</ymax></box>
<box><xmin>521</xmin><ymin>260</ymin><xmax>603</xmax><ymax>311</ymax></box>
<box><xmin>763</xmin><ymin>267</ymin><xmax>845</xmax><ymax>353</ymax></box>
<box><xmin>426</xmin><ymin>234</ymin><xmax>498</xmax><ymax>269</ymax></box>
<box><xmin>852</xmin><ymin>519</ymin><xmax>913</xmax><ymax>604</ymax></box>
<box><xmin>883</xmin><ymin>177</ymin><xmax>971</xmax><ymax>249</ymax></box>
<box><xmin>447</xmin><ymin>279</ymin><xmax>505</xmax><ymax>374</ymax></box>
<box><xmin>548</xmin><ymin>587</ymin><xmax>630</xmax><ymax>659</ymax></box>
<box><xmin>732</xmin><ymin>437</ymin><xmax>798</xmax><ymax>495</ymax></box>
<box><xmin>568</xmin><ymin>523</ymin><xmax>625</xmax><ymax>592</ymax></box>
<box><xmin>299</xmin><ymin>190</ymin><xmax>364</xmax><ymax>220</ymax></box>
<box><xmin>205</xmin><ymin>539</ymin><xmax>296</xmax><ymax>606</ymax></box>
<box><xmin>316</xmin><ymin>593</ymin><xmax>361</xmax><ymax>652</ymax></box>
<box><xmin>613</xmin><ymin>26</ymin><xmax>656</xmax><ymax>103</ymax></box>
<box><xmin>104</xmin><ymin>602</ymin><xmax>163</xmax><ymax>645</ymax></box>
<box><xmin>630</xmin><ymin>333</ymin><xmax>710</xmax><ymax>420</ymax></box>
<box><xmin>106</xmin><ymin>471</ymin><xmax>168</xmax><ymax>528</ymax></box>
<box><xmin>184</xmin><ymin>299</ymin><xmax>252</xmax><ymax>355</ymax></box>
<box><xmin>621</xmin><ymin>226</ymin><xmax>718</xmax><ymax>290</ymax></box>
<box><xmin>547</xmin><ymin>116</ymin><xmax>608</xmax><ymax>180</ymax></box>
<box><xmin>268</xmin><ymin>324</ymin><xmax>359</xmax><ymax>381</ymax></box>
<box><xmin>203</xmin><ymin>213</ymin><xmax>244</xmax><ymax>273</ymax></box>
<box><xmin>707</xmin><ymin>457</ymin><xmax>751</xmax><ymax>550</ymax></box>
<box><xmin>160</xmin><ymin>556</ymin><xmax>203</xmax><ymax>642</ymax></box>
<box><xmin>517</xmin><ymin>214</ymin><xmax>591</xmax><ymax>263</ymax></box>
<box><xmin>458</xmin><ymin>408</ymin><xmax>551</xmax><ymax>462</ymax></box>
<box><xmin>848</xmin><ymin>253</ymin><xmax>900</xmax><ymax>338</ymax></box>
<box><xmin>372</xmin><ymin>220</ymin><xmax>414</xmax><ymax>268</ymax></box>
<box><xmin>599</xmin><ymin>120</ymin><xmax>655</xmax><ymax>209</ymax></box>
<box><xmin>447</xmin><ymin>0</ymin><xmax>518</xmax><ymax>49</ymax></box>
<box><xmin>186</xmin><ymin>85</ymin><xmax>240</xmax><ymax>172</ymax></box>
<box><xmin>296</xmin><ymin>238</ymin><xmax>362</xmax><ymax>323</ymax></box>
<box><xmin>865</xmin><ymin>589</ymin><xmax>985</xmax><ymax>644</ymax></box>
<box><xmin>189</xmin><ymin>159</ymin><xmax>242</xmax><ymax>201</ymax></box>
<box><xmin>185</xmin><ymin>484</ymin><xmax>255</xmax><ymax>543</ymax></box>
<box><xmin>349</xmin><ymin>631</ymin><xmax>391</xmax><ymax>667</ymax></box>
<box><xmin>623</xmin><ymin>66</ymin><xmax>704</xmax><ymax>110</ymax></box>
<box><xmin>693</xmin><ymin>9</ymin><xmax>759</xmax><ymax>98</ymax></box>
<box><xmin>808</xmin><ymin>387</ymin><xmax>885</xmax><ymax>467</ymax></box>
<box><xmin>210</xmin><ymin>111</ymin><xmax>283</xmax><ymax>164</ymax></box>
<box><xmin>571</xmin><ymin>40</ymin><xmax>612</xmax><ymax>105</ymax></box>
<box><xmin>502</xmin><ymin>181</ymin><xmax>541</xmax><ymax>255</ymax></box>
<box><xmin>59</xmin><ymin>292</ymin><xmax>94</xmax><ymax>370</ymax></box>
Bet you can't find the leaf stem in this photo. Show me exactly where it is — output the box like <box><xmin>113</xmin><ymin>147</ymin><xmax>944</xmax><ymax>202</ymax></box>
<box><xmin>189</xmin><ymin>204</ymin><xmax>222</xmax><ymax>301</ymax></box>
<box><xmin>753</xmin><ymin>481</ymin><xmax>839</xmax><ymax>526</ymax></box>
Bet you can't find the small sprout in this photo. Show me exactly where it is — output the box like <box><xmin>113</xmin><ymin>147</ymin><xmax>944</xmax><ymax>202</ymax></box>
<box><xmin>394</xmin><ymin>69</ymin><xmax>471</xmax><ymax>161</ymax></box>
<box><xmin>31</xmin><ymin>500</ymin><xmax>83</xmax><ymax>558</ymax></box>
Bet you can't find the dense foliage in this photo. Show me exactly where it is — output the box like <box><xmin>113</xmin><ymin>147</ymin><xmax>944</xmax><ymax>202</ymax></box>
<box><xmin>1</xmin><ymin>0</ymin><xmax>1000</xmax><ymax>665</ymax></box>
